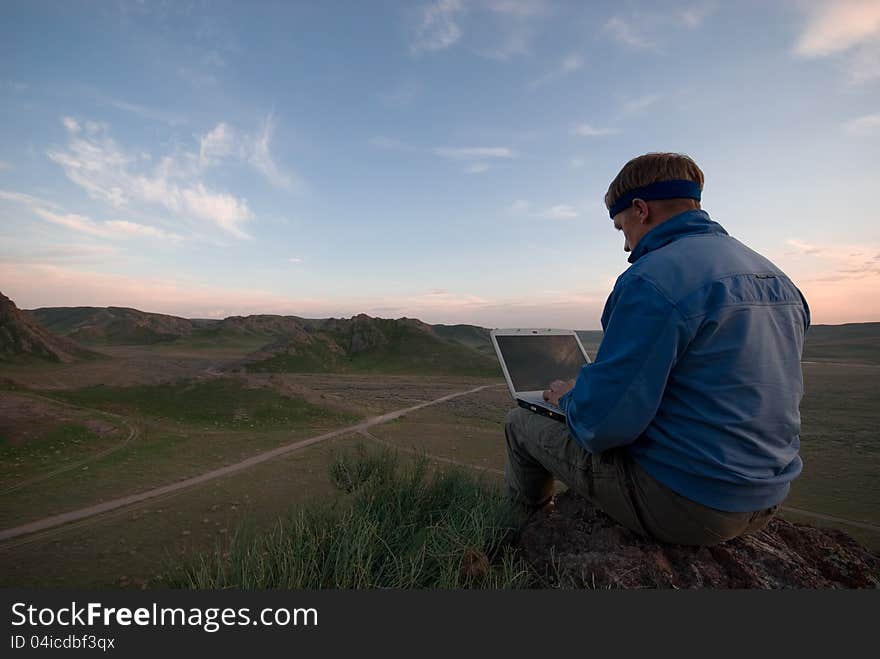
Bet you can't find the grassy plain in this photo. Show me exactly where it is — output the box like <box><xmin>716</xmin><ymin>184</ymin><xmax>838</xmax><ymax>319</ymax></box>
<box><xmin>0</xmin><ymin>329</ymin><xmax>877</xmax><ymax>587</ymax></box>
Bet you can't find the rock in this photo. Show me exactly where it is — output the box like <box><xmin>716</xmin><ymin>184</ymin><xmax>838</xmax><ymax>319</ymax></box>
<box><xmin>517</xmin><ymin>491</ymin><xmax>880</xmax><ymax>589</ymax></box>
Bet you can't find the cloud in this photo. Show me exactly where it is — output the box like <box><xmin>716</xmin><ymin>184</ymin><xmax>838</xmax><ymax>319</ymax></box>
<box><xmin>0</xmin><ymin>161</ymin><xmax>9</xmax><ymax>171</ymax></box>
<box><xmin>198</xmin><ymin>114</ymin><xmax>301</xmax><ymax>192</ymax></box>
<box><xmin>843</xmin><ymin>112</ymin><xmax>880</xmax><ymax>135</ymax></box>
<box><xmin>603</xmin><ymin>17</ymin><xmax>654</xmax><ymax>50</ymax></box>
<box><xmin>570</xmin><ymin>157</ymin><xmax>585</xmax><ymax>168</ymax></box>
<box><xmin>465</xmin><ymin>162</ymin><xmax>490</xmax><ymax>173</ymax></box>
<box><xmin>62</xmin><ymin>116</ymin><xmax>80</xmax><ymax>133</ymax></box>
<box><xmin>786</xmin><ymin>239</ymin><xmax>826</xmax><ymax>256</ymax></box>
<box><xmin>0</xmin><ymin>190</ymin><xmax>59</xmax><ymax>209</ymax></box>
<box><xmin>108</xmin><ymin>99</ymin><xmax>188</xmax><ymax>126</ymax></box>
<box><xmin>199</xmin><ymin>122</ymin><xmax>237</xmax><ymax>165</ymax></box>
<box><xmin>508</xmin><ymin>199</ymin><xmax>530</xmax><ymax>214</ymax></box>
<box><xmin>622</xmin><ymin>94</ymin><xmax>661</xmax><ymax>113</ymax></box>
<box><xmin>248</xmin><ymin>114</ymin><xmax>299</xmax><ymax>192</ymax></box>
<box><xmin>529</xmin><ymin>53</ymin><xmax>585</xmax><ymax>88</ymax></box>
<box><xmin>679</xmin><ymin>4</ymin><xmax>714</xmax><ymax>28</ymax></box>
<box><xmin>603</xmin><ymin>7</ymin><xmax>714</xmax><ymax>51</ymax></box>
<box><xmin>46</xmin><ymin>117</ymin><xmax>263</xmax><ymax>239</ymax></box>
<box><xmin>289</xmin><ymin>257</ymin><xmax>304</xmax><ymax>264</ymax></box>
<box><xmin>32</xmin><ymin>208</ymin><xmax>109</xmax><ymax>238</ymax></box>
<box><xmin>410</xmin><ymin>0</ymin><xmax>465</xmax><ymax>54</ymax></box>
<box><xmin>784</xmin><ymin>238</ymin><xmax>880</xmax><ymax>282</ymax></box>
<box><xmin>794</xmin><ymin>0</ymin><xmax>880</xmax><ymax>83</ymax></box>
<box><xmin>2</xmin><ymin>188</ymin><xmax>184</xmax><ymax>245</ymax></box>
<box><xmin>103</xmin><ymin>220</ymin><xmax>184</xmax><ymax>241</ymax></box>
<box><xmin>573</xmin><ymin>123</ymin><xmax>616</xmax><ymax>137</ymax></box>
<box><xmin>433</xmin><ymin>146</ymin><xmax>516</xmax><ymax>158</ymax></box>
<box><xmin>795</xmin><ymin>0</ymin><xmax>880</xmax><ymax>57</ymax></box>
<box><xmin>540</xmin><ymin>204</ymin><xmax>579</xmax><ymax>220</ymax></box>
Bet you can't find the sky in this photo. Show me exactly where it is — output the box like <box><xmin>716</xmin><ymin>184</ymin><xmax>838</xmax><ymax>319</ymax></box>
<box><xmin>1</xmin><ymin>0</ymin><xmax>879</xmax><ymax>329</ymax></box>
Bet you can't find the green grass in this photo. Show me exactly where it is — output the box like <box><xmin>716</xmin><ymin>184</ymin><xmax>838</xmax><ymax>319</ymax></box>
<box><xmin>47</xmin><ymin>377</ymin><xmax>357</xmax><ymax>430</ymax></box>
<box><xmin>166</xmin><ymin>445</ymin><xmax>532</xmax><ymax>589</ymax></box>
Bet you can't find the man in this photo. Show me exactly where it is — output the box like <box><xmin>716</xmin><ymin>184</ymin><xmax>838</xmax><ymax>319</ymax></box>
<box><xmin>504</xmin><ymin>152</ymin><xmax>810</xmax><ymax>546</ymax></box>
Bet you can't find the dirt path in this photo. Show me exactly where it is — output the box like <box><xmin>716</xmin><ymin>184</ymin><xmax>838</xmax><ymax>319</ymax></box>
<box><xmin>0</xmin><ymin>383</ymin><xmax>501</xmax><ymax>543</ymax></box>
<box><xmin>0</xmin><ymin>393</ymin><xmax>142</xmax><ymax>496</ymax></box>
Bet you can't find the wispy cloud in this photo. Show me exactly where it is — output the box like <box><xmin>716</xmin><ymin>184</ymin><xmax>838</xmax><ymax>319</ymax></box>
<box><xmin>464</xmin><ymin>162</ymin><xmax>490</xmax><ymax>174</ymax></box>
<box><xmin>529</xmin><ymin>53</ymin><xmax>585</xmax><ymax>88</ymax></box>
<box><xmin>0</xmin><ymin>161</ymin><xmax>10</xmax><ymax>171</ymax></box>
<box><xmin>288</xmin><ymin>257</ymin><xmax>304</xmax><ymax>264</ymax></box>
<box><xmin>248</xmin><ymin>113</ymin><xmax>300</xmax><ymax>192</ymax></box>
<box><xmin>198</xmin><ymin>114</ymin><xmax>301</xmax><ymax>192</ymax></box>
<box><xmin>507</xmin><ymin>199</ymin><xmax>578</xmax><ymax>219</ymax></box>
<box><xmin>603</xmin><ymin>17</ymin><xmax>654</xmax><ymax>50</ymax></box>
<box><xmin>679</xmin><ymin>3</ymin><xmax>714</xmax><ymax>29</ymax></box>
<box><xmin>108</xmin><ymin>99</ymin><xmax>187</xmax><ymax>126</ymax></box>
<box><xmin>786</xmin><ymin>239</ymin><xmax>826</xmax><ymax>256</ymax></box>
<box><xmin>794</xmin><ymin>0</ymin><xmax>880</xmax><ymax>83</ymax></box>
<box><xmin>795</xmin><ymin>0</ymin><xmax>880</xmax><ymax>57</ymax></box>
<box><xmin>540</xmin><ymin>204</ymin><xmax>578</xmax><ymax>220</ymax></box>
<box><xmin>1</xmin><ymin>189</ymin><xmax>184</xmax><ymax>243</ymax></box>
<box><xmin>572</xmin><ymin>123</ymin><xmax>616</xmax><ymax>137</ymax></box>
<box><xmin>62</xmin><ymin>116</ymin><xmax>80</xmax><ymax>133</ymax></box>
<box><xmin>47</xmin><ymin>120</ymin><xmax>253</xmax><ymax>239</ymax></box>
<box><xmin>410</xmin><ymin>0</ymin><xmax>465</xmax><ymax>54</ymax></box>
<box><xmin>621</xmin><ymin>93</ymin><xmax>661</xmax><ymax>113</ymax></box>
<box><xmin>603</xmin><ymin>6</ymin><xmax>714</xmax><ymax>51</ymax></box>
<box><xmin>433</xmin><ymin>146</ymin><xmax>516</xmax><ymax>158</ymax></box>
<box><xmin>843</xmin><ymin>112</ymin><xmax>880</xmax><ymax>135</ymax></box>
<box><xmin>508</xmin><ymin>199</ymin><xmax>530</xmax><ymax>214</ymax></box>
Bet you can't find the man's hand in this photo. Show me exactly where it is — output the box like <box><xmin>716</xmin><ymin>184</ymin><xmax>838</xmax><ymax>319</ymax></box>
<box><xmin>543</xmin><ymin>379</ymin><xmax>576</xmax><ymax>407</ymax></box>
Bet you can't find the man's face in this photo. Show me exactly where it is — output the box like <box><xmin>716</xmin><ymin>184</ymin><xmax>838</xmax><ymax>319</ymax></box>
<box><xmin>612</xmin><ymin>199</ymin><xmax>651</xmax><ymax>253</ymax></box>
<box><xmin>612</xmin><ymin>207</ymin><xmax>637</xmax><ymax>253</ymax></box>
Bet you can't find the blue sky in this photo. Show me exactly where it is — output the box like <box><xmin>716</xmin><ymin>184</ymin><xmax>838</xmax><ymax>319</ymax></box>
<box><xmin>1</xmin><ymin>0</ymin><xmax>879</xmax><ymax>328</ymax></box>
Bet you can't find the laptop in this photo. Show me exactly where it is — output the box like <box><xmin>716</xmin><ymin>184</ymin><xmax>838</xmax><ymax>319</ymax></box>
<box><xmin>490</xmin><ymin>328</ymin><xmax>591</xmax><ymax>422</ymax></box>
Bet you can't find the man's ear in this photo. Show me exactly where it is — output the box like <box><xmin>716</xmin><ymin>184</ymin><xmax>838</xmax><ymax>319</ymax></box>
<box><xmin>633</xmin><ymin>198</ymin><xmax>651</xmax><ymax>224</ymax></box>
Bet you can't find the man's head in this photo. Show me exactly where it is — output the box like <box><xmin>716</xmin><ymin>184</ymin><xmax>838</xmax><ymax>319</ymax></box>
<box><xmin>605</xmin><ymin>153</ymin><xmax>704</xmax><ymax>253</ymax></box>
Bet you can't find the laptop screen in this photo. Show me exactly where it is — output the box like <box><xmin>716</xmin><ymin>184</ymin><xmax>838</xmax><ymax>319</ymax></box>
<box><xmin>495</xmin><ymin>334</ymin><xmax>587</xmax><ymax>393</ymax></box>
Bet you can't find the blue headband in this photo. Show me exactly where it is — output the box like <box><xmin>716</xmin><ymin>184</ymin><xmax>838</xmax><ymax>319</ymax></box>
<box><xmin>608</xmin><ymin>179</ymin><xmax>702</xmax><ymax>218</ymax></box>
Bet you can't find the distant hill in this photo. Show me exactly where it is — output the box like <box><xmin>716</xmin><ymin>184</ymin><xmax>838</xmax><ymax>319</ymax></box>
<box><xmin>19</xmin><ymin>303</ymin><xmax>880</xmax><ymax>366</ymax></box>
<box><xmin>28</xmin><ymin>306</ymin><xmax>197</xmax><ymax>345</ymax></box>
<box><xmin>0</xmin><ymin>293</ymin><xmax>103</xmax><ymax>363</ymax></box>
<box><xmin>432</xmin><ymin>324</ymin><xmax>494</xmax><ymax>355</ymax></box>
<box><xmin>240</xmin><ymin>314</ymin><xmax>501</xmax><ymax>377</ymax></box>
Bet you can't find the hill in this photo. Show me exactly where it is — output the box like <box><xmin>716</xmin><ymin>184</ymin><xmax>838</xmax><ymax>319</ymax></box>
<box><xmin>28</xmin><ymin>306</ymin><xmax>196</xmax><ymax>345</ymax></box>
<box><xmin>0</xmin><ymin>293</ymin><xmax>103</xmax><ymax>363</ymax></box>
<box><xmin>240</xmin><ymin>314</ymin><xmax>501</xmax><ymax>377</ymax></box>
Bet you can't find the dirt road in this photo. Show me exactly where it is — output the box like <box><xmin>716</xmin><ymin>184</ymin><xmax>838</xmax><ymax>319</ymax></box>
<box><xmin>0</xmin><ymin>383</ymin><xmax>501</xmax><ymax>542</ymax></box>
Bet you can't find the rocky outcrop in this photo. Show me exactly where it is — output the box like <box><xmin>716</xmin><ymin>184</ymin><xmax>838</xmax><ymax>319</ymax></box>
<box><xmin>0</xmin><ymin>292</ymin><xmax>102</xmax><ymax>363</ymax></box>
<box><xmin>517</xmin><ymin>491</ymin><xmax>880</xmax><ymax>589</ymax></box>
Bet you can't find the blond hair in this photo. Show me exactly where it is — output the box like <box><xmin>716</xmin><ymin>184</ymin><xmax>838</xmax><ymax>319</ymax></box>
<box><xmin>604</xmin><ymin>152</ymin><xmax>704</xmax><ymax>210</ymax></box>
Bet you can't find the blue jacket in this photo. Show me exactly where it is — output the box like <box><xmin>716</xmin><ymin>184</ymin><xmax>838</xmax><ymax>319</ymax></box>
<box><xmin>558</xmin><ymin>210</ymin><xmax>810</xmax><ymax>512</ymax></box>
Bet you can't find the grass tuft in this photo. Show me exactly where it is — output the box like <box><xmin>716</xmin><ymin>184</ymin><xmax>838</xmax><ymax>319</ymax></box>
<box><xmin>166</xmin><ymin>445</ymin><xmax>532</xmax><ymax>589</ymax></box>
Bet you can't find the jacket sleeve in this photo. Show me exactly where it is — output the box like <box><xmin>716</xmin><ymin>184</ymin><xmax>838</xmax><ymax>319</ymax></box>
<box><xmin>558</xmin><ymin>273</ymin><xmax>690</xmax><ymax>454</ymax></box>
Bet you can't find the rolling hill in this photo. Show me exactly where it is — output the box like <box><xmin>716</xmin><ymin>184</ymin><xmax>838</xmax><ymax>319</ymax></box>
<box><xmin>0</xmin><ymin>293</ymin><xmax>103</xmax><ymax>363</ymax></box>
<box><xmin>240</xmin><ymin>314</ymin><xmax>501</xmax><ymax>377</ymax></box>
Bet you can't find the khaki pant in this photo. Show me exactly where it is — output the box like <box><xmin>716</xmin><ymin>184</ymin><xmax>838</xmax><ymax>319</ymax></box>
<box><xmin>504</xmin><ymin>406</ymin><xmax>778</xmax><ymax>546</ymax></box>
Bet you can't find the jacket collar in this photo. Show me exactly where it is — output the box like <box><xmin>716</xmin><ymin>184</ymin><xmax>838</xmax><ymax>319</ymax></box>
<box><xmin>627</xmin><ymin>209</ymin><xmax>728</xmax><ymax>264</ymax></box>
